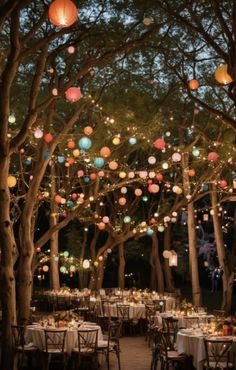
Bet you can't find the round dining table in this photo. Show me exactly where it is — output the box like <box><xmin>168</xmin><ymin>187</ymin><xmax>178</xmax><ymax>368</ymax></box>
<box><xmin>25</xmin><ymin>322</ymin><xmax>103</xmax><ymax>355</ymax></box>
<box><xmin>155</xmin><ymin>312</ymin><xmax>214</xmax><ymax>328</ymax></box>
<box><xmin>177</xmin><ymin>329</ymin><xmax>236</xmax><ymax>370</ymax></box>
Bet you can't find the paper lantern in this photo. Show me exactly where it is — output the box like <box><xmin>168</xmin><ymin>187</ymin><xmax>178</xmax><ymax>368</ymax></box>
<box><xmin>121</xmin><ymin>187</ymin><xmax>127</xmax><ymax>194</ymax></box>
<box><xmin>148</xmin><ymin>156</ymin><xmax>156</xmax><ymax>164</ymax></box>
<box><xmin>208</xmin><ymin>152</ymin><xmax>218</xmax><ymax>161</ymax></box>
<box><xmin>188</xmin><ymin>169</ymin><xmax>195</xmax><ymax>177</ymax></box>
<box><xmin>156</xmin><ymin>173</ymin><xmax>163</xmax><ymax>181</ymax></box>
<box><xmin>142</xmin><ymin>196</ymin><xmax>148</xmax><ymax>202</ymax></box>
<box><xmin>67</xmin><ymin>157</ymin><xmax>74</xmax><ymax>165</ymax></box>
<box><xmin>134</xmin><ymin>188</ymin><xmax>142</xmax><ymax>196</ymax></box>
<box><xmin>67</xmin><ymin>140</ymin><xmax>75</xmax><ymax>149</ymax></box>
<box><xmin>52</xmin><ymin>88</ymin><xmax>58</xmax><ymax>96</ymax></box>
<box><xmin>83</xmin><ymin>259</ymin><xmax>90</xmax><ymax>269</ymax></box>
<box><xmin>162</xmin><ymin>162</ymin><xmax>169</xmax><ymax>169</ymax></box>
<box><xmin>71</xmin><ymin>193</ymin><xmax>77</xmax><ymax>200</ymax></box>
<box><xmin>90</xmin><ymin>173</ymin><xmax>97</xmax><ymax>180</ymax></box>
<box><xmin>69</xmin><ymin>265</ymin><xmax>76</xmax><ymax>272</ymax></box>
<box><xmin>192</xmin><ymin>148</ymin><xmax>200</xmax><ymax>157</ymax></box>
<box><xmin>73</xmin><ymin>149</ymin><xmax>80</xmax><ymax>157</ymax></box>
<box><xmin>94</xmin><ymin>157</ymin><xmax>105</xmax><ymax>168</ymax></box>
<box><xmin>42</xmin><ymin>265</ymin><xmax>49</xmax><ymax>272</ymax></box>
<box><xmin>94</xmin><ymin>261</ymin><xmax>99</xmax><ymax>267</ymax></box>
<box><xmin>77</xmin><ymin>170</ymin><xmax>84</xmax><ymax>177</ymax></box>
<box><xmin>67</xmin><ymin>46</ymin><xmax>75</xmax><ymax>54</ymax></box>
<box><xmin>84</xmin><ymin>176</ymin><xmax>90</xmax><ymax>183</ymax></box>
<box><xmin>148</xmin><ymin>184</ymin><xmax>160</xmax><ymax>193</ymax></box>
<box><xmin>129</xmin><ymin>137</ymin><xmax>137</xmax><ymax>145</ymax></box>
<box><xmin>146</xmin><ymin>229</ymin><xmax>154</xmax><ymax>236</ymax></box>
<box><xmin>67</xmin><ymin>200</ymin><xmax>73</xmax><ymax>207</ymax></box>
<box><xmin>102</xmin><ymin>216</ymin><xmax>109</xmax><ymax>223</ymax></box>
<box><xmin>172</xmin><ymin>152</ymin><xmax>181</xmax><ymax>162</ymax></box>
<box><xmin>139</xmin><ymin>171</ymin><xmax>148</xmax><ymax>178</ymax></box>
<box><xmin>54</xmin><ymin>195</ymin><xmax>62</xmax><ymax>203</ymax></box>
<box><xmin>164</xmin><ymin>216</ymin><xmax>171</xmax><ymax>223</ymax></box>
<box><xmin>215</xmin><ymin>64</ymin><xmax>232</xmax><ymax>85</ymax></box>
<box><xmin>143</xmin><ymin>17</ymin><xmax>153</xmax><ymax>26</ymax></box>
<box><xmin>112</xmin><ymin>137</ymin><xmax>120</xmax><ymax>145</ymax></box>
<box><xmin>154</xmin><ymin>138</ymin><xmax>166</xmax><ymax>150</ymax></box>
<box><xmin>220</xmin><ymin>180</ymin><xmax>227</xmax><ymax>188</ymax></box>
<box><xmin>149</xmin><ymin>171</ymin><xmax>156</xmax><ymax>178</ymax></box>
<box><xmin>163</xmin><ymin>250</ymin><xmax>172</xmax><ymax>258</ymax></box>
<box><xmin>78</xmin><ymin>136</ymin><xmax>92</xmax><ymax>150</ymax></box>
<box><xmin>124</xmin><ymin>216</ymin><xmax>131</xmax><ymax>223</ymax></box>
<box><xmin>60</xmin><ymin>266</ymin><xmax>67</xmax><ymax>273</ymax></box>
<box><xmin>100</xmin><ymin>146</ymin><xmax>111</xmax><ymax>157</ymax></box>
<box><xmin>8</xmin><ymin>114</ymin><xmax>16</xmax><ymax>123</ymax></box>
<box><xmin>63</xmin><ymin>251</ymin><xmax>69</xmax><ymax>257</ymax></box>
<box><xmin>44</xmin><ymin>133</ymin><xmax>53</xmax><ymax>143</ymax></box>
<box><xmin>188</xmin><ymin>79</ymin><xmax>199</xmax><ymax>90</ymax></box>
<box><xmin>34</xmin><ymin>128</ymin><xmax>43</xmax><ymax>138</ymax></box>
<box><xmin>65</xmin><ymin>87</ymin><xmax>81</xmax><ymax>102</ymax></box>
<box><xmin>84</xmin><ymin>126</ymin><xmax>93</xmax><ymax>135</ymax></box>
<box><xmin>128</xmin><ymin>172</ymin><xmax>135</xmax><ymax>178</ymax></box>
<box><xmin>158</xmin><ymin>225</ymin><xmax>165</xmax><ymax>232</ymax></box>
<box><xmin>169</xmin><ymin>250</ymin><xmax>178</xmax><ymax>266</ymax></box>
<box><xmin>7</xmin><ymin>175</ymin><xmax>17</xmax><ymax>187</ymax></box>
<box><xmin>118</xmin><ymin>197</ymin><xmax>126</xmax><ymax>206</ymax></box>
<box><xmin>109</xmin><ymin>161</ymin><xmax>118</xmax><ymax>170</ymax></box>
<box><xmin>98</xmin><ymin>170</ymin><xmax>105</xmax><ymax>177</ymax></box>
<box><xmin>119</xmin><ymin>171</ymin><xmax>126</xmax><ymax>179</ymax></box>
<box><xmin>57</xmin><ymin>156</ymin><xmax>65</xmax><ymax>163</ymax></box>
<box><xmin>48</xmin><ymin>0</ymin><xmax>78</xmax><ymax>28</ymax></box>
<box><xmin>98</xmin><ymin>222</ymin><xmax>106</xmax><ymax>230</ymax></box>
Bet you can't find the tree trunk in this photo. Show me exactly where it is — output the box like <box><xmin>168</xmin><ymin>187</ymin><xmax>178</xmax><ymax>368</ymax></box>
<box><xmin>118</xmin><ymin>242</ymin><xmax>125</xmax><ymax>289</ymax></box>
<box><xmin>152</xmin><ymin>233</ymin><xmax>165</xmax><ymax>293</ymax></box>
<box><xmin>0</xmin><ymin>156</ymin><xmax>17</xmax><ymax>370</ymax></box>
<box><xmin>163</xmin><ymin>225</ymin><xmax>175</xmax><ymax>292</ymax></box>
<box><xmin>210</xmin><ymin>185</ymin><xmax>235</xmax><ymax>314</ymax></box>
<box><xmin>182</xmin><ymin>152</ymin><xmax>201</xmax><ymax>306</ymax></box>
<box><xmin>150</xmin><ymin>246</ymin><xmax>157</xmax><ymax>291</ymax></box>
<box><xmin>50</xmin><ymin>214</ymin><xmax>60</xmax><ymax>290</ymax></box>
<box><xmin>78</xmin><ymin>231</ymin><xmax>88</xmax><ymax>289</ymax></box>
<box><xmin>96</xmin><ymin>259</ymin><xmax>105</xmax><ymax>290</ymax></box>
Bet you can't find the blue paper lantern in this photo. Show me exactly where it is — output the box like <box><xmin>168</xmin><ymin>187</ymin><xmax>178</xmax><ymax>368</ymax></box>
<box><xmin>43</xmin><ymin>151</ymin><xmax>50</xmax><ymax>158</ymax></box>
<box><xmin>202</xmin><ymin>184</ymin><xmax>208</xmax><ymax>191</ymax></box>
<box><xmin>58</xmin><ymin>156</ymin><xmax>65</xmax><ymax>163</ymax></box>
<box><xmin>94</xmin><ymin>157</ymin><xmax>105</xmax><ymax>168</ymax></box>
<box><xmin>84</xmin><ymin>176</ymin><xmax>90</xmax><ymax>183</ymax></box>
<box><xmin>24</xmin><ymin>158</ymin><xmax>31</xmax><ymax>165</ymax></box>
<box><xmin>129</xmin><ymin>137</ymin><xmax>137</xmax><ymax>145</ymax></box>
<box><xmin>78</xmin><ymin>136</ymin><xmax>92</xmax><ymax>150</ymax></box>
<box><xmin>67</xmin><ymin>200</ymin><xmax>74</xmax><ymax>207</ymax></box>
<box><xmin>146</xmin><ymin>229</ymin><xmax>154</xmax><ymax>236</ymax></box>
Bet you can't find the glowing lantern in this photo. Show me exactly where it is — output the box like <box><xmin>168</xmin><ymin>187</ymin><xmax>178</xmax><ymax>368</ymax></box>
<box><xmin>67</xmin><ymin>46</ymin><xmax>75</xmax><ymax>54</ymax></box>
<box><xmin>94</xmin><ymin>261</ymin><xmax>99</xmax><ymax>267</ymax></box>
<box><xmin>98</xmin><ymin>222</ymin><xmax>106</xmax><ymax>230</ymax></box>
<box><xmin>148</xmin><ymin>184</ymin><xmax>160</xmax><ymax>193</ymax></box>
<box><xmin>215</xmin><ymin>64</ymin><xmax>232</xmax><ymax>85</ymax></box>
<box><xmin>158</xmin><ymin>225</ymin><xmax>165</xmax><ymax>232</ymax></box>
<box><xmin>102</xmin><ymin>216</ymin><xmax>109</xmax><ymax>223</ymax></box>
<box><xmin>44</xmin><ymin>133</ymin><xmax>53</xmax><ymax>143</ymax></box>
<box><xmin>83</xmin><ymin>259</ymin><xmax>90</xmax><ymax>269</ymax></box>
<box><xmin>67</xmin><ymin>140</ymin><xmax>75</xmax><ymax>149</ymax></box>
<box><xmin>156</xmin><ymin>173</ymin><xmax>163</xmax><ymax>181</ymax></box>
<box><xmin>48</xmin><ymin>0</ymin><xmax>78</xmax><ymax>28</ymax></box>
<box><xmin>143</xmin><ymin>17</ymin><xmax>153</xmax><ymax>26</ymax></box>
<box><xmin>192</xmin><ymin>148</ymin><xmax>200</xmax><ymax>157</ymax></box>
<box><xmin>163</xmin><ymin>250</ymin><xmax>172</xmax><ymax>258</ymax></box>
<box><xmin>149</xmin><ymin>171</ymin><xmax>156</xmax><ymax>178</ymax></box>
<box><xmin>124</xmin><ymin>216</ymin><xmax>131</xmax><ymax>223</ymax></box>
<box><xmin>73</xmin><ymin>149</ymin><xmax>80</xmax><ymax>157</ymax></box>
<box><xmin>134</xmin><ymin>188</ymin><xmax>142</xmax><ymax>196</ymax></box>
<box><xmin>65</xmin><ymin>87</ymin><xmax>81</xmax><ymax>102</ymax></box>
<box><xmin>154</xmin><ymin>138</ymin><xmax>166</xmax><ymax>150</ymax></box>
<box><xmin>119</xmin><ymin>171</ymin><xmax>126</xmax><ymax>179</ymax></box>
<box><xmin>146</xmin><ymin>229</ymin><xmax>154</xmax><ymax>236</ymax></box>
<box><xmin>118</xmin><ymin>197</ymin><xmax>127</xmax><ymax>206</ymax></box>
<box><xmin>70</xmin><ymin>265</ymin><xmax>76</xmax><ymax>272</ymax></box>
<box><xmin>164</xmin><ymin>216</ymin><xmax>171</xmax><ymax>223</ymax></box>
<box><xmin>100</xmin><ymin>146</ymin><xmax>111</xmax><ymax>157</ymax></box>
<box><xmin>54</xmin><ymin>195</ymin><xmax>62</xmax><ymax>203</ymax></box>
<box><xmin>71</xmin><ymin>193</ymin><xmax>77</xmax><ymax>200</ymax></box>
<box><xmin>220</xmin><ymin>180</ymin><xmax>227</xmax><ymax>188</ymax></box>
<box><xmin>162</xmin><ymin>162</ymin><xmax>169</xmax><ymax>169</ymax></box>
<box><xmin>67</xmin><ymin>157</ymin><xmax>74</xmax><ymax>165</ymax></box>
<box><xmin>90</xmin><ymin>173</ymin><xmax>97</xmax><ymax>180</ymax></box>
<box><xmin>63</xmin><ymin>251</ymin><xmax>69</xmax><ymax>258</ymax></box>
<box><xmin>139</xmin><ymin>171</ymin><xmax>148</xmax><ymax>178</ymax></box>
<box><xmin>77</xmin><ymin>170</ymin><xmax>84</xmax><ymax>177</ymax></box>
<box><xmin>60</xmin><ymin>266</ymin><xmax>67</xmax><ymax>273</ymax></box>
<box><xmin>112</xmin><ymin>137</ymin><xmax>120</xmax><ymax>145</ymax></box>
<box><xmin>188</xmin><ymin>169</ymin><xmax>195</xmax><ymax>177</ymax></box>
<box><xmin>98</xmin><ymin>170</ymin><xmax>105</xmax><ymax>177</ymax></box>
<box><xmin>52</xmin><ymin>88</ymin><xmax>58</xmax><ymax>96</ymax></box>
<box><xmin>109</xmin><ymin>161</ymin><xmax>118</xmax><ymax>170</ymax></box>
<box><xmin>172</xmin><ymin>152</ymin><xmax>181</xmax><ymax>162</ymax></box>
<box><xmin>34</xmin><ymin>128</ymin><xmax>43</xmax><ymax>138</ymax></box>
<box><xmin>78</xmin><ymin>137</ymin><xmax>92</xmax><ymax>150</ymax></box>
<box><xmin>7</xmin><ymin>175</ymin><xmax>17</xmax><ymax>187</ymax></box>
<box><xmin>42</xmin><ymin>265</ymin><xmax>49</xmax><ymax>272</ymax></box>
<box><xmin>84</xmin><ymin>126</ymin><xmax>93</xmax><ymax>135</ymax></box>
<box><xmin>94</xmin><ymin>157</ymin><xmax>105</xmax><ymax>168</ymax></box>
<box><xmin>169</xmin><ymin>250</ymin><xmax>178</xmax><ymax>266</ymax></box>
<box><xmin>208</xmin><ymin>152</ymin><xmax>218</xmax><ymax>161</ymax></box>
<box><xmin>129</xmin><ymin>137</ymin><xmax>137</xmax><ymax>145</ymax></box>
<box><xmin>176</xmin><ymin>187</ymin><xmax>183</xmax><ymax>195</ymax></box>
<box><xmin>121</xmin><ymin>187</ymin><xmax>127</xmax><ymax>194</ymax></box>
<box><xmin>188</xmin><ymin>79</ymin><xmax>199</xmax><ymax>90</ymax></box>
<box><xmin>8</xmin><ymin>114</ymin><xmax>16</xmax><ymax>123</ymax></box>
<box><xmin>148</xmin><ymin>156</ymin><xmax>156</xmax><ymax>164</ymax></box>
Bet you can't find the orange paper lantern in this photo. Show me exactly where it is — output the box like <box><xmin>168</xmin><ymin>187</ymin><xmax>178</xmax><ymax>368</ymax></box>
<box><xmin>100</xmin><ymin>146</ymin><xmax>111</xmax><ymax>158</ymax></box>
<box><xmin>48</xmin><ymin>0</ymin><xmax>78</xmax><ymax>28</ymax></box>
<box><xmin>118</xmin><ymin>197</ymin><xmax>127</xmax><ymax>206</ymax></box>
<box><xmin>109</xmin><ymin>161</ymin><xmax>118</xmax><ymax>170</ymax></box>
<box><xmin>188</xmin><ymin>169</ymin><xmax>195</xmax><ymax>177</ymax></box>
<box><xmin>84</xmin><ymin>126</ymin><xmax>93</xmax><ymax>136</ymax></box>
<box><xmin>215</xmin><ymin>64</ymin><xmax>233</xmax><ymax>85</ymax></box>
<box><xmin>188</xmin><ymin>79</ymin><xmax>199</xmax><ymax>90</ymax></box>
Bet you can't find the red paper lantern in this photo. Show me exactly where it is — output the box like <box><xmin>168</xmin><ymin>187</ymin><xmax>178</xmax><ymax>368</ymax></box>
<box><xmin>48</xmin><ymin>0</ymin><xmax>78</xmax><ymax>28</ymax></box>
<box><xmin>208</xmin><ymin>152</ymin><xmax>218</xmax><ymax>161</ymax></box>
<box><xmin>44</xmin><ymin>133</ymin><xmax>53</xmax><ymax>143</ymax></box>
<box><xmin>90</xmin><ymin>173</ymin><xmax>97</xmax><ymax>180</ymax></box>
<box><xmin>98</xmin><ymin>222</ymin><xmax>106</xmax><ymax>230</ymax></box>
<box><xmin>65</xmin><ymin>87</ymin><xmax>81</xmax><ymax>102</ymax></box>
<box><xmin>67</xmin><ymin>140</ymin><xmax>75</xmax><ymax>149</ymax></box>
<box><xmin>67</xmin><ymin>157</ymin><xmax>74</xmax><ymax>165</ymax></box>
<box><xmin>220</xmin><ymin>180</ymin><xmax>227</xmax><ymax>188</ymax></box>
<box><xmin>188</xmin><ymin>169</ymin><xmax>195</xmax><ymax>177</ymax></box>
<box><xmin>156</xmin><ymin>173</ymin><xmax>163</xmax><ymax>181</ymax></box>
<box><xmin>71</xmin><ymin>193</ymin><xmax>77</xmax><ymax>200</ymax></box>
<box><xmin>154</xmin><ymin>138</ymin><xmax>166</xmax><ymax>150</ymax></box>
<box><xmin>188</xmin><ymin>79</ymin><xmax>199</xmax><ymax>90</ymax></box>
<box><xmin>55</xmin><ymin>195</ymin><xmax>62</xmax><ymax>203</ymax></box>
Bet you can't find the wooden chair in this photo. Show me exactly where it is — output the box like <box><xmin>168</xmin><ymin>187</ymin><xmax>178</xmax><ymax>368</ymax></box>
<box><xmin>97</xmin><ymin>320</ymin><xmax>122</xmax><ymax>370</ymax></box>
<box><xmin>157</xmin><ymin>330</ymin><xmax>188</xmax><ymax>370</ymax></box>
<box><xmin>11</xmin><ymin>325</ymin><xmax>38</xmax><ymax>369</ymax></box>
<box><xmin>41</xmin><ymin>329</ymin><xmax>67</xmax><ymax>370</ymax></box>
<box><xmin>213</xmin><ymin>309</ymin><xmax>225</xmax><ymax>319</ymax></box>
<box><xmin>72</xmin><ymin>328</ymin><xmax>99</xmax><ymax>370</ymax></box>
<box><xmin>154</xmin><ymin>299</ymin><xmax>166</xmax><ymax>313</ymax></box>
<box><xmin>203</xmin><ymin>338</ymin><xmax>233</xmax><ymax>369</ymax></box>
<box><xmin>116</xmin><ymin>304</ymin><xmax>132</xmax><ymax>335</ymax></box>
<box><xmin>162</xmin><ymin>317</ymin><xmax>178</xmax><ymax>346</ymax></box>
<box><xmin>145</xmin><ymin>304</ymin><xmax>156</xmax><ymax>345</ymax></box>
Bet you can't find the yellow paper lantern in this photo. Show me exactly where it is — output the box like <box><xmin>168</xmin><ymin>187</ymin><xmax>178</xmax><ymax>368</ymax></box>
<box><xmin>215</xmin><ymin>64</ymin><xmax>233</xmax><ymax>85</ymax></box>
<box><xmin>112</xmin><ymin>137</ymin><xmax>120</xmax><ymax>145</ymax></box>
<box><xmin>119</xmin><ymin>171</ymin><xmax>126</xmax><ymax>179</ymax></box>
<box><xmin>7</xmin><ymin>175</ymin><xmax>17</xmax><ymax>187</ymax></box>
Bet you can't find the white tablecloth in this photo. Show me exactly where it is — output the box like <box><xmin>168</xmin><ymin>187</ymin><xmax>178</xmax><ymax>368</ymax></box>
<box><xmin>103</xmin><ymin>303</ymin><xmax>146</xmax><ymax>319</ymax></box>
<box><xmin>177</xmin><ymin>331</ymin><xmax>236</xmax><ymax>370</ymax></box>
<box><xmin>155</xmin><ymin>313</ymin><xmax>213</xmax><ymax>328</ymax></box>
<box><xmin>25</xmin><ymin>323</ymin><xmax>103</xmax><ymax>355</ymax></box>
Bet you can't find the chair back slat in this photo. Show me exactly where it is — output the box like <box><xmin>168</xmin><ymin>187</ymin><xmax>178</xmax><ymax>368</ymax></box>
<box><xmin>204</xmin><ymin>338</ymin><xmax>232</xmax><ymax>369</ymax></box>
<box><xmin>77</xmin><ymin>328</ymin><xmax>98</xmax><ymax>353</ymax></box>
<box><xmin>44</xmin><ymin>329</ymin><xmax>67</xmax><ymax>353</ymax></box>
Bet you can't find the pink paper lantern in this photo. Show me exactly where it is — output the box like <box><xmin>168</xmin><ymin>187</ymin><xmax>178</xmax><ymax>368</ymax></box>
<box><xmin>65</xmin><ymin>87</ymin><xmax>81</xmax><ymax>102</ymax></box>
<box><xmin>208</xmin><ymin>152</ymin><xmax>218</xmax><ymax>161</ymax></box>
<box><xmin>148</xmin><ymin>184</ymin><xmax>160</xmax><ymax>193</ymax></box>
<box><xmin>98</xmin><ymin>170</ymin><xmax>105</xmax><ymax>177</ymax></box>
<box><xmin>172</xmin><ymin>152</ymin><xmax>181</xmax><ymax>162</ymax></box>
<box><xmin>220</xmin><ymin>180</ymin><xmax>227</xmax><ymax>188</ymax></box>
<box><xmin>77</xmin><ymin>170</ymin><xmax>84</xmax><ymax>177</ymax></box>
<box><xmin>102</xmin><ymin>216</ymin><xmax>109</xmax><ymax>223</ymax></box>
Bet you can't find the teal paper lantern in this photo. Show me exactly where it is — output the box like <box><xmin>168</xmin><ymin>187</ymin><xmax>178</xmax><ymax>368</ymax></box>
<box><xmin>129</xmin><ymin>137</ymin><xmax>137</xmax><ymax>145</ymax></box>
<box><xmin>94</xmin><ymin>157</ymin><xmax>105</xmax><ymax>168</ymax></box>
<box><xmin>63</xmin><ymin>251</ymin><xmax>69</xmax><ymax>258</ymax></box>
<box><xmin>67</xmin><ymin>200</ymin><xmax>74</xmax><ymax>207</ymax></box>
<box><xmin>146</xmin><ymin>229</ymin><xmax>154</xmax><ymax>236</ymax></box>
<box><xmin>84</xmin><ymin>176</ymin><xmax>90</xmax><ymax>183</ymax></box>
<box><xmin>78</xmin><ymin>136</ymin><xmax>92</xmax><ymax>150</ymax></box>
<box><xmin>58</xmin><ymin>156</ymin><xmax>65</xmax><ymax>163</ymax></box>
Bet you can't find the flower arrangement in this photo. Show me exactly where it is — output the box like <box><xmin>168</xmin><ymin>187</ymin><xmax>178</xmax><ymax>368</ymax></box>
<box><xmin>180</xmin><ymin>299</ymin><xmax>195</xmax><ymax>314</ymax></box>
